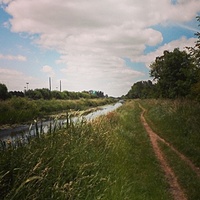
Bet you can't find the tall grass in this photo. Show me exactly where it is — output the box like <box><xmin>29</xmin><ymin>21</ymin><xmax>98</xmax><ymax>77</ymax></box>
<box><xmin>159</xmin><ymin>141</ymin><xmax>200</xmax><ymax>200</ymax></box>
<box><xmin>0</xmin><ymin>101</ymin><xmax>171</xmax><ymax>200</ymax></box>
<box><xmin>0</xmin><ymin>97</ymin><xmax>39</xmax><ymax>125</ymax></box>
<box><xmin>0</xmin><ymin>97</ymin><xmax>116</xmax><ymax>125</ymax></box>
<box><xmin>139</xmin><ymin>99</ymin><xmax>200</xmax><ymax>199</ymax></box>
<box><xmin>140</xmin><ymin>99</ymin><xmax>200</xmax><ymax>167</ymax></box>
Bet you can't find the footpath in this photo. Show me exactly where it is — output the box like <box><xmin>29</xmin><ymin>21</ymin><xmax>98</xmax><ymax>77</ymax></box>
<box><xmin>138</xmin><ymin>104</ymin><xmax>200</xmax><ymax>200</ymax></box>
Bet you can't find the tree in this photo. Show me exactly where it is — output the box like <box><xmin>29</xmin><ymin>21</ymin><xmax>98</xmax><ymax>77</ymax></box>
<box><xmin>39</xmin><ymin>88</ymin><xmax>52</xmax><ymax>100</ymax></box>
<box><xmin>126</xmin><ymin>80</ymin><xmax>155</xmax><ymax>99</ymax></box>
<box><xmin>150</xmin><ymin>48</ymin><xmax>197</xmax><ymax>98</ymax></box>
<box><xmin>187</xmin><ymin>16</ymin><xmax>200</xmax><ymax>68</ymax></box>
<box><xmin>0</xmin><ymin>83</ymin><xmax>8</xmax><ymax>100</ymax></box>
<box><xmin>33</xmin><ymin>89</ymin><xmax>43</xmax><ymax>99</ymax></box>
<box><xmin>186</xmin><ymin>16</ymin><xmax>200</xmax><ymax>100</ymax></box>
<box><xmin>51</xmin><ymin>90</ymin><xmax>64</xmax><ymax>99</ymax></box>
<box><xmin>9</xmin><ymin>91</ymin><xmax>24</xmax><ymax>98</ymax></box>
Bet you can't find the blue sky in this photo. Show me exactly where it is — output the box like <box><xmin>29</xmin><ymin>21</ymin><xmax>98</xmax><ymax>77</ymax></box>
<box><xmin>0</xmin><ymin>0</ymin><xmax>200</xmax><ymax>97</ymax></box>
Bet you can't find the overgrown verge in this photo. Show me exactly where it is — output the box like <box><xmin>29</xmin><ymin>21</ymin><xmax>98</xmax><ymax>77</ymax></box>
<box><xmin>139</xmin><ymin>99</ymin><xmax>200</xmax><ymax>167</ymax></box>
<box><xmin>0</xmin><ymin>101</ymin><xmax>171</xmax><ymax>200</ymax></box>
<box><xmin>0</xmin><ymin>97</ymin><xmax>116</xmax><ymax>125</ymax></box>
<box><xmin>159</xmin><ymin>141</ymin><xmax>200</xmax><ymax>200</ymax></box>
<box><xmin>139</xmin><ymin>99</ymin><xmax>200</xmax><ymax>199</ymax></box>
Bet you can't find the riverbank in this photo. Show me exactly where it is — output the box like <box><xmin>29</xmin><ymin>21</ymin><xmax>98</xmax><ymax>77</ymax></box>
<box><xmin>0</xmin><ymin>101</ymin><xmax>171</xmax><ymax>200</ymax></box>
<box><xmin>0</xmin><ymin>97</ymin><xmax>117</xmax><ymax>126</ymax></box>
<box><xmin>0</xmin><ymin>107</ymin><xmax>101</xmax><ymax>131</ymax></box>
<box><xmin>1</xmin><ymin>100</ymin><xmax>199</xmax><ymax>199</ymax></box>
<box><xmin>0</xmin><ymin>102</ymin><xmax>122</xmax><ymax>141</ymax></box>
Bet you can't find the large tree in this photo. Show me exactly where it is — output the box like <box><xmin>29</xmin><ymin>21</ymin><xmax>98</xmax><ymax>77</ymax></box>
<box><xmin>150</xmin><ymin>48</ymin><xmax>198</xmax><ymax>98</ymax></box>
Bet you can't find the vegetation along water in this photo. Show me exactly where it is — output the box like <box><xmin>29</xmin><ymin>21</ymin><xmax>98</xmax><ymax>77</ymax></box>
<box><xmin>1</xmin><ymin>100</ymin><xmax>200</xmax><ymax>199</ymax></box>
<box><xmin>0</xmin><ymin>15</ymin><xmax>200</xmax><ymax>200</ymax></box>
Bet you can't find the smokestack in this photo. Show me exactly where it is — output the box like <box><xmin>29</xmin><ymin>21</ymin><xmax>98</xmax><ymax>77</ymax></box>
<box><xmin>49</xmin><ymin>77</ymin><xmax>51</xmax><ymax>91</ymax></box>
<box><xmin>60</xmin><ymin>80</ymin><xmax>61</xmax><ymax>92</ymax></box>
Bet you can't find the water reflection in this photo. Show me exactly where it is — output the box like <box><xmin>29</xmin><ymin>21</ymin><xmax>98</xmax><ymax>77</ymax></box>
<box><xmin>0</xmin><ymin>102</ymin><xmax>122</xmax><ymax>142</ymax></box>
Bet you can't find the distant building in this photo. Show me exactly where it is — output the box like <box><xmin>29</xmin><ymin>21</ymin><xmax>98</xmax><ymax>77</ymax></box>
<box><xmin>89</xmin><ymin>90</ymin><xmax>97</xmax><ymax>95</ymax></box>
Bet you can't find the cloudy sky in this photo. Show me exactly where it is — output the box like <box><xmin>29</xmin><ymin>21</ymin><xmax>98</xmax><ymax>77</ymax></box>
<box><xmin>0</xmin><ymin>0</ymin><xmax>200</xmax><ymax>97</ymax></box>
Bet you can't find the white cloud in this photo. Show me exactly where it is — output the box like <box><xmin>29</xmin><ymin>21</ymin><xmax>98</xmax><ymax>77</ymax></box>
<box><xmin>41</xmin><ymin>65</ymin><xmax>55</xmax><ymax>77</ymax></box>
<box><xmin>0</xmin><ymin>54</ymin><xmax>27</xmax><ymax>61</ymax></box>
<box><xmin>133</xmin><ymin>36</ymin><xmax>197</xmax><ymax>68</ymax></box>
<box><xmin>60</xmin><ymin>56</ymin><xmax>144</xmax><ymax>96</ymax></box>
<box><xmin>1</xmin><ymin>0</ymin><xmax>200</xmax><ymax>96</ymax></box>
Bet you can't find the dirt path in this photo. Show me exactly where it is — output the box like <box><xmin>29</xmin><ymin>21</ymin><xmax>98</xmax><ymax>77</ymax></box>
<box><xmin>139</xmin><ymin>104</ymin><xmax>200</xmax><ymax>178</ymax></box>
<box><xmin>151</xmin><ymin>128</ymin><xmax>200</xmax><ymax>178</ymax></box>
<box><xmin>139</xmin><ymin>104</ymin><xmax>187</xmax><ymax>200</ymax></box>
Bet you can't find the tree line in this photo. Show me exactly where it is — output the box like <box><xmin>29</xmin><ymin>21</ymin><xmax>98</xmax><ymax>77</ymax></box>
<box><xmin>0</xmin><ymin>85</ymin><xmax>107</xmax><ymax>100</ymax></box>
<box><xmin>126</xmin><ymin>16</ymin><xmax>200</xmax><ymax>101</ymax></box>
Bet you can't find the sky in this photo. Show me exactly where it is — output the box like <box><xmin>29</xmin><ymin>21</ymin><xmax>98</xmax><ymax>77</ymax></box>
<box><xmin>0</xmin><ymin>0</ymin><xmax>200</xmax><ymax>97</ymax></box>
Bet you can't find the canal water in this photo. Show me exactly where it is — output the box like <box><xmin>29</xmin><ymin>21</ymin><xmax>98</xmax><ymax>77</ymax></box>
<box><xmin>0</xmin><ymin>102</ymin><xmax>122</xmax><ymax>141</ymax></box>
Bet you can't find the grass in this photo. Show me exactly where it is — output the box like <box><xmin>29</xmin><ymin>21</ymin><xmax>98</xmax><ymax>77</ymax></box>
<box><xmin>0</xmin><ymin>101</ymin><xmax>171</xmax><ymax>200</ymax></box>
<box><xmin>140</xmin><ymin>99</ymin><xmax>200</xmax><ymax>167</ymax></box>
<box><xmin>139</xmin><ymin>99</ymin><xmax>200</xmax><ymax>199</ymax></box>
<box><xmin>159</xmin><ymin>141</ymin><xmax>200</xmax><ymax>200</ymax></box>
<box><xmin>0</xmin><ymin>97</ymin><xmax>116</xmax><ymax>125</ymax></box>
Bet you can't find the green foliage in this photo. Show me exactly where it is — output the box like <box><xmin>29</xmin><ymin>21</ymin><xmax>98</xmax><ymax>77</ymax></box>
<box><xmin>187</xmin><ymin>16</ymin><xmax>200</xmax><ymax>68</ymax></box>
<box><xmin>150</xmin><ymin>48</ymin><xmax>198</xmax><ymax>98</ymax></box>
<box><xmin>160</xmin><ymin>141</ymin><xmax>200</xmax><ymax>200</ymax></box>
<box><xmin>140</xmin><ymin>99</ymin><xmax>200</xmax><ymax>199</ymax></box>
<box><xmin>140</xmin><ymin>99</ymin><xmax>200</xmax><ymax>166</ymax></box>
<box><xmin>190</xmin><ymin>81</ymin><xmax>200</xmax><ymax>100</ymax></box>
<box><xmin>0</xmin><ymin>84</ymin><xmax>106</xmax><ymax>101</ymax></box>
<box><xmin>26</xmin><ymin>88</ymin><xmax>52</xmax><ymax>100</ymax></box>
<box><xmin>0</xmin><ymin>102</ymin><xmax>171</xmax><ymax>200</ymax></box>
<box><xmin>23</xmin><ymin>88</ymin><xmax>106</xmax><ymax>100</ymax></box>
<box><xmin>0</xmin><ymin>98</ymin><xmax>116</xmax><ymax>125</ymax></box>
<box><xmin>8</xmin><ymin>91</ymin><xmax>24</xmax><ymax>98</ymax></box>
<box><xmin>0</xmin><ymin>97</ymin><xmax>39</xmax><ymax>124</ymax></box>
<box><xmin>51</xmin><ymin>90</ymin><xmax>64</xmax><ymax>99</ymax></box>
<box><xmin>0</xmin><ymin>83</ymin><xmax>9</xmax><ymax>100</ymax></box>
<box><xmin>127</xmin><ymin>16</ymin><xmax>200</xmax><ymax>101</ymax></box>
<box><xmin>126</xmin><ymin>80</ymin><xmax>156</xmax><ymax>99</ymax></box>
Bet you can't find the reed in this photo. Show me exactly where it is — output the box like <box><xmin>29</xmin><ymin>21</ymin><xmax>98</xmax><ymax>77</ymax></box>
<box><xmin>0</xmin><ymin>101</ymin><xmax>171</xmax><ymax>199</ymax></box>
<box><xmin>0</xmin><ymin>97</ymin><xmax>116</xmax><ymax>125</ymax></box>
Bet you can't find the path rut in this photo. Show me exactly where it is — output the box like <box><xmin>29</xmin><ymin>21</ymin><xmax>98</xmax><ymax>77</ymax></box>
<box><xmin>139</xmin><ymin>104</ymin><xmax>187</xmax><ymax>200</ymax></box>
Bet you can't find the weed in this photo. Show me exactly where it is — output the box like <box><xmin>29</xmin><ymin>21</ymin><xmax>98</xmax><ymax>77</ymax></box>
<box><xmin>0</xmin><ymin>98</ymin><xmax>116</xmax><ymax>125</ymax></box>
<box><xmin>0</xmin><ymin>101</ymin><xmax>171</xmax><ymax>199</ymax></box>
<box><xmin>140</xmin><ymin>99</ymin><xmax>200</xmax><ymax>167</ymax></box>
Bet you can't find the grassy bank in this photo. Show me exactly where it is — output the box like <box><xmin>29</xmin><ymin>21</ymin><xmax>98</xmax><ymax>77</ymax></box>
<box><xmin>139</xmin><ymin>99</ymin><xmax>200</xmax><ymax>199</ymax></box>
<box><xmin>0</xmin><ymin>101</ymin><xmax>171</xmax><ymax>200</ymax></box>
<box><xmin>0</xmin><ymin>97</ymin><xmax>116</xmax><ymax>126</ymax></box>
<box><xmin>159</xmin><ymin>141</ymin><xmax>200</xmax><ymax>200</ymax></box>
<box><xmin>139</xmin><ymin>99</ymin><xmax>200</xmax><ymax>167</ymax></box>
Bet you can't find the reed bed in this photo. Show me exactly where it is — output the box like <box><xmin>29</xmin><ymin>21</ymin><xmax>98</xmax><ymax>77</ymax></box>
<box><xmin>0</xmin><ymin>97</ymin><xmax>116</xmax><ymax>125</ymax></box>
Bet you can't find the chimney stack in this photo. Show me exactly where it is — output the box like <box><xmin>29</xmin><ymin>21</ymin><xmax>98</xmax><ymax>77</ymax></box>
<box><xmin>49</xmin><ymin>77</ymin><xmax>51</xmax><ymax>91</ymax></box>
